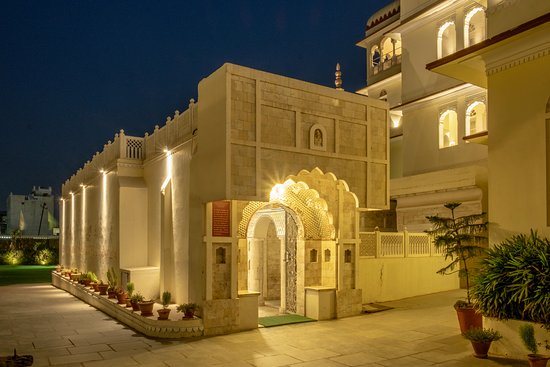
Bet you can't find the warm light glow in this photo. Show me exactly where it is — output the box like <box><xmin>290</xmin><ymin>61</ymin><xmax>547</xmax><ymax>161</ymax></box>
<box><xmin>390</xmin><ymin>111</ymin><xmax>402</xmax><ymax>128</ymax></box>
<box><xmin>464</xmin><ymin>7</ymin><xmax>485</xmax><ymax>48</ymax></box>
<box><xmin>70</xmin><ymin>192</ymin><xmax>75</xmax><ymax>268</ymax></box>
<box><xmin>437</xmin><ymin>21</ymin><xmax>455</xmax><ymax>58</ymax></box>
<box><xmin>80</xmin><ymin>185</ymin><xmax>87</xmax><ymax>270</ymax></box>
<box><xmin>439</xmin><ymin>110</ymin><xmax>458</xmax><ymax>148</ymax></box>
<box><xmin>161</xmin><ymin>150</ymin><xmax>173</xmax><ymax>192</ymax></box>
<box><xmin>61</xmin><ymin>198</ymin><xmax>66</xmax><ymax>265</ymax></box>
<box><xmin>100</xmin><ymin>170</ymin><xmax>108</xmax><ymax>278</ymax></box>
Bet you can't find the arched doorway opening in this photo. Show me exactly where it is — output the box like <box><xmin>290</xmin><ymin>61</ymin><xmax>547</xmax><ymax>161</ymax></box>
<box><xmin>246</xmin><ymin>205</ymin><xmax>302</xmax><ymax>315</ymax></box>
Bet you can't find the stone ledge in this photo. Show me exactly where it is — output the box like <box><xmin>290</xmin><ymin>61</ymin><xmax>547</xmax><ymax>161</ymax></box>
<box><xmin>51</xmin><ymin>272</ymin><xmax>203</xmax><ymax>338</ymax></box>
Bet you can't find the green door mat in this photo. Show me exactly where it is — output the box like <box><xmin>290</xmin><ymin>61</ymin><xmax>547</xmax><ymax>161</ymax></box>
<box><xmin>258</xmin><ymin>314</ymin><xmax>316</xmax><ymax>327</ymax></box>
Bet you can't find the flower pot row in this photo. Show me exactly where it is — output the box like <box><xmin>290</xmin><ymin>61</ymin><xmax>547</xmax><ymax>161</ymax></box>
<box><xmin>55</xmin><ymin>268</ymin><xmax>199</xmax><ymax>321</ymax></box>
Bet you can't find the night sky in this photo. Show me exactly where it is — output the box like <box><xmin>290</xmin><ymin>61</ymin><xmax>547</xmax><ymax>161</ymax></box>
<box><xmin>1</xmin><ymin>1</ymin><xmax>390</xmax><ymax>211</ymax></box>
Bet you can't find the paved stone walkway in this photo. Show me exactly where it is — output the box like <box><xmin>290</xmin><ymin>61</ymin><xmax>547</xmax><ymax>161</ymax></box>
<box><xmin>0</xmin><ymin>284</ymin><xmax>526</xmax><ymax>367</ymax></box>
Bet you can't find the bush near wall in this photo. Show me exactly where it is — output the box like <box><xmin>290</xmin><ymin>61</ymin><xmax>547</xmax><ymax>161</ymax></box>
<box><xmin>472</xmin><ymin>230</ymin><xmax>550</xmax><ymax>330</ymax></box>
<box><xmin>0</xmin><ymin>232</ymin><xmax>59</xmax><ymax>265</ymax></box>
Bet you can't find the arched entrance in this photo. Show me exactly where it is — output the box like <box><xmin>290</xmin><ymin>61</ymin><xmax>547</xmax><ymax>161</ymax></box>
<box><xmin>246</xmin><ymin>205</ymin><xmax>302</xmax><ymax>314</ymax></box>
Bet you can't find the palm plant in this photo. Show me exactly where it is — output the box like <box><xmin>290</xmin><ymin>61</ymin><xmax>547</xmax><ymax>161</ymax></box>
<box><xmin>425</xmin><ymin>202</ymin><xmax>487</xmax><ymax>304</ymax></box>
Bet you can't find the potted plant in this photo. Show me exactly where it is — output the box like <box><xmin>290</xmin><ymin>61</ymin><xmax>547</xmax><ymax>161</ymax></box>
<box><xmin>157</xmin><ymin>291</ymin><xmax>172</xmax><ymax>320</ymax></box>
<box><xmin>472</xmin><ymin>231</ymin><xmax>550</xmax><ymax>330</ymax></box>
<box><xmin>125</xmin><ymin>282</ymin><xmax>134</xmax><ymax>308</ymax></box>
<box><xmin>463</xmin><ymin>327</ymin><xmax>502</xmax><ymax>359</ymax></box>
<box><xmin>130</xmin><ymin>292</ymin><xmax>144</xmax><ymax>312</ymax></box>
<box><xmin>138</xmin><ymin>298</ymin><xmax>155</xmax><ymax>317</ymax></box>
<box><xmin>87</xmin><ymin>272</ymin><xmax>99</xmax><ymax>290</ymax></box>
<box><xmin>106</xmin><ymin>267</ymin><xmax>118</xmax><ymax>299</ymax></box>
<box><xmin>425</xmin><ymin>202</ymin><xmax>487</xmax><ymax>333</ymax></box>
<box><xmin>97</xmin><ymin>280</ymin><xmax>109</xmax><ymax>295</ymax></box>
<box><xmin>519</xmin><ymin>324</ymin><xmax>550</xmax><ymax>367</ymax></box>
<box><xmin>115</xmin><ymin>287</ymin><xmax>127</xmax><ymax>305</ymax></box>
<box><xmin>176</xmin><ymin>303</ymin><xmax>198</xmax><ymax>319</ymax></box>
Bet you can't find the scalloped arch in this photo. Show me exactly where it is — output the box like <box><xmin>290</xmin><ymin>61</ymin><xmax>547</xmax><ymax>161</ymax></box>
<box><xmin>238</xmin><ymin>167</ymin><xmax>359</xmax><ymax>240</ymax></box>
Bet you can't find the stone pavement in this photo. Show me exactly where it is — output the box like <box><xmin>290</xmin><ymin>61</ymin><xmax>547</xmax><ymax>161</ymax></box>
<box><xmin>0</xmin><ymin>284</ymin><xmax>527</xmax><ymax>367</ymax></box>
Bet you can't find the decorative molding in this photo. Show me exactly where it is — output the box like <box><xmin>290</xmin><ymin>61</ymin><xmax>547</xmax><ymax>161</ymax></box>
<box><xmin>486</xmin><ymin>47</ymin><xmax>550</xmax><ymax>76</ymax></box>
<box><xmin>486</xmin><ymin>0</ymin><xmax>519</xmax><ymax>16</ymax></box>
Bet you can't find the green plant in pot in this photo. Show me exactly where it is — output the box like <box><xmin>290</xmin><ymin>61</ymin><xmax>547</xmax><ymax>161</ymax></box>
<box><xmin>125</xmin><ymin>282</ymin><xmax>134</xmax><ymax>308</ymax></box>
<box><xmin>115</xmin><ymin>286</ymin><xmax>127</xmax><ymax>305</ymax></box>
<box><xmin>463</xmin><ymin>327</ymin><xmax>502</xmax><ymax>359</ymax></box>
<box><xmin>425</xmin><ymin>202</ymin><xmax>487</xmax><ymax>334</ymax></box>
<box><xmin>130</xmin><ymin>292</ymin><xmax>144</xmax><ymax>312</ymax></box>
<box><xmin>157</xmin><ymin>291</ymin><xmax>172</xmax><ymax>320</ymax></box>
<box><xmin>176</xmin><ymin>303</ymin><xmax>198</xmax><ymax>319</ymax></box>
<box><xmin>519</xmin><ymin>324</ymin><xmax>550</xmax><ymax>367</ymax></box>
<box><xmin>138</xmin><ymin>297</ymin><xmax>155</xmax><ymax>317</ymax></box>
<box><xmin>472</xmin><ymin>231</ymin><xmax>550</xmax><ymax>330</ymax></box>
<box><xmin>106</xmin><ymin>267</ymin><xmax>118</xmax><ymax>299</ymax></box>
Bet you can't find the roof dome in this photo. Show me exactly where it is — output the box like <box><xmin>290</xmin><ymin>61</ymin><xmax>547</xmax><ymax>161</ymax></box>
<box><xmin>366</xmin><ymin>1</ymin><xmax>400</xmax><ymax>31</ymax></box>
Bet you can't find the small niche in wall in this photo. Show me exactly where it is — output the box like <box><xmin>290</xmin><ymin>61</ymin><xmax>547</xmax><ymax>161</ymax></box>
<box><xmin>324</xmin><ymin>249</ymin><xmax>331</xmax><ymax>262</ymax></box>
<box><xmin>344</xmin><ymin>249</ymin><xmax>352</xmax><ymax>263</ymax></box>
<box><xmin>309</xmin><ymin>249</ymin><xmax>318</xmax><ymax>263</ymax></box>
<box><xmin>216</xmin><ymin>247</ymin><xmax>226</xmax><ymax>264</ymax></box>
<box><xmin>309</xmin><ymin>124</ymin><xmax>327</xmax><ymax>151</ymax></box>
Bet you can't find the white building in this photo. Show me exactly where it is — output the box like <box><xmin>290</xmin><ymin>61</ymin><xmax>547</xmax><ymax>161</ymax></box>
<box><xmin>59</xmin><ymin>64</ymin><xmax>457</xmax><ymax>336</ymax></box>
<box><xmin>6</xmin><ymin>186</ymin><xmax>55</xmax><ymax>235</ymax></box>
<box><xmin>358</xmin><ymin>0</ymin><xmax>550</xmax><ymax>239</ymax></box>
<box><xmin>357</xmin><ymin>0</ymin><xmax>490</xmax><ymax>232</ymax></box>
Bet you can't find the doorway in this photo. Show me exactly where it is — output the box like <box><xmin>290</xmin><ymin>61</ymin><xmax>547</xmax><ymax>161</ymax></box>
<box><xmin>246</xmin><ymin>206</ymin><xmax>299</xmax><ymax>314</ymax></box>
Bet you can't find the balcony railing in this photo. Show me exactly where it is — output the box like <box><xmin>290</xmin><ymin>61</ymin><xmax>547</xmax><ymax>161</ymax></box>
<box><xmin>359</xmin><ymin>229</ymin><xmax>441</xmax><ymax>258</ymax></box>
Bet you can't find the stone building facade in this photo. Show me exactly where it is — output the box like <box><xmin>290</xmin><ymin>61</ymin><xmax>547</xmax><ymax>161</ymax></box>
<box><xmin>60</xmin><ymin>63</ymin><xmax>392</xmax><ymax>334</ymax></box>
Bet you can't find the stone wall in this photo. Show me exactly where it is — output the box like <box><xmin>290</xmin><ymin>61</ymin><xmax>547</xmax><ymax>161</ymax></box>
<box><xmin>226</xmin><ymin>64</ymin><xmax>388</xmax><ymax>210</ymax></box>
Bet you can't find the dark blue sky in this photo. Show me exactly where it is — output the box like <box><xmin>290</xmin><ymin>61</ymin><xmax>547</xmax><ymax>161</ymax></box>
<box><xmin>0</xmin><ymin>0</ymin><xmax>389</xmax><ymax>211</ymax></box>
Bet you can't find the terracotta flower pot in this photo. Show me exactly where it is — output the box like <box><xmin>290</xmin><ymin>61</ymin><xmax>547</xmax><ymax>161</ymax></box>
<box><xmin>470</xmin><ymin>341</ymin><xmax>492</xmax><ymax>359</ymax></box>
<box><xmin>528</xmin><ymin>354</ymin><xmax>550</xmax><ymax>367</ymax></box>
<box><xmin>97</xmin><ymin>284</ymin><xmax>109</xmax><ymax>295</ymax></box>
<box><xmin>130</xmin><ymin>301</ymin><xmax>140</xmax><ymax>311</ymax></box>
<box><xmin>456</xmin><ymin>307</ymin><xmax>482</xmax><ymax>334</ymax></box>
<box><xmin>107</xmin><ymin>289</ymin><xmax>117</xmax><ymax>299</ymax></box>
<box><xmin>157</xmin><ymin>308</ymin><xmax>171</xmax><ymax>320</ymax></box>
<box><xmin>116</xmin><ymin>291</ymin><xmax>127</xmax><ymax>305</ymax></box>
<box><xmin>138</xmin><ymin>301</ymin><xmax>155</xmax><ymax>317</ymax></box>
<box><xmin>126</xmin><ymin>299</ymin><xmax>132</xmax><ymax>308</ymax></box>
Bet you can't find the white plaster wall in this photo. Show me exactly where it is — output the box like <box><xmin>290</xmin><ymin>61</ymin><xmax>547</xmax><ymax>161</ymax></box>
<box><xmin>358</xmin><ymin>257</ymin><xmax>460</xmax><ymax>303</ymax></box>
<box><xmin>488</xmin><ymin>55</ymin><xmax>550</xmax><ymax>242</ymax></box>
<box><xmin>487</xmin><ymin>0</ymin><xmax>550</xmax><ymax>38</ymax></box>
<box><xmin>119</xmin><ymin>180</ymin><xmax>147</xmax><ymax>269</ymax></box>
<box><xmin>401</xmin><ymin>13</ymin><xmax>463</xmax><ymax>104</ymax></box>
<box><xmin>400</xmin><ymin>94</ymin><xmax>487</xmax><ymax>176</ymax></box>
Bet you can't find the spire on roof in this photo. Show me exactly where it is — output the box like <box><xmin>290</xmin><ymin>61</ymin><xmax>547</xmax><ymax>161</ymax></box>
<box><xmin>335</xmin><ymin>63</ymin><xmax>343</xmax><ymax>91</ymax></box>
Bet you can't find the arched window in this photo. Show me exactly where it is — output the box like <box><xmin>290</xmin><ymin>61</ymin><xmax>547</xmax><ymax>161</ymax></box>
<box><xmin>465</xmin><ymin>101</ymin><xmax>487</xmax><ymax>135</ymax></box>
<box><xmin>439</xmin><ymin>110</ymin><xmax>458</xmax><ymax>148</ymax></box>
<box><xmin>371</xmin><ymin>46</ymin><xmax>381</xmax><ymax>67</ymax></box>
<box><xmin>464</xmin><ymin>8</ymin><xmax>486</xmax><ymax>48</ymax></box>
<box><xmin>381</xmin><ymin>37</ymin><xmax>394</xmax><ymax>61</ymax></box>
<box><xmin>437</xmin><ymin>21</ymin><xmax>456</xmax><ymax>58</ymax></box>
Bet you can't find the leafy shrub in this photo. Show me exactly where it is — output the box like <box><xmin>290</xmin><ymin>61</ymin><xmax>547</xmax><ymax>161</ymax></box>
<box><xmin>472</xmin><ymin>230</ymin><xmax>550</xmax><ymax>329</ymax></box>
<box><xmin>3</xmin><ymin>249</ymin><xmax>23</xmax><ymax>265</ymax></box>
<box><xmin>463</xmin><ymin>327</ymin><xmax>502</xmax><ymax>342</ymax></box>
<box><xmin>519</xmin><ymin>324</ymin><xmax>539</xmax><ymax>354</ymax></box>
<box><xmin>35</xmin><ymin>248</ymin><xmax>55</xmax><ymax>265</ymax></box>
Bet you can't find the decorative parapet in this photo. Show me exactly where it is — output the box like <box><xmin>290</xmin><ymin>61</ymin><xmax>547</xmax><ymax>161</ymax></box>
<box><xmin>61</xmin><ymin>99</ymin><xmax>198</xmax><ymax>196</ymax></box>
<box><xmin>359</xmin><ymin>229</ymin><xmax>441</xmax><ymax>258</ymax></box>
<box><xmin>144</xmin><ymin>99</ymin><xmax>197</xmax><ymax>160</ymax></box>
<box><xmin>62</xmin><ymin>129</ymin><xmax>145</xmax><ymax>195</ymax></box>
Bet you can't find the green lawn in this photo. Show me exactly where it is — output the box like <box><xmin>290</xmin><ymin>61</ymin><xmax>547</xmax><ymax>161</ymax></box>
<box><xmin>0</xmin><ymin>265</ymin><xmax>55</xmax><ymax>286</ymax></box>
